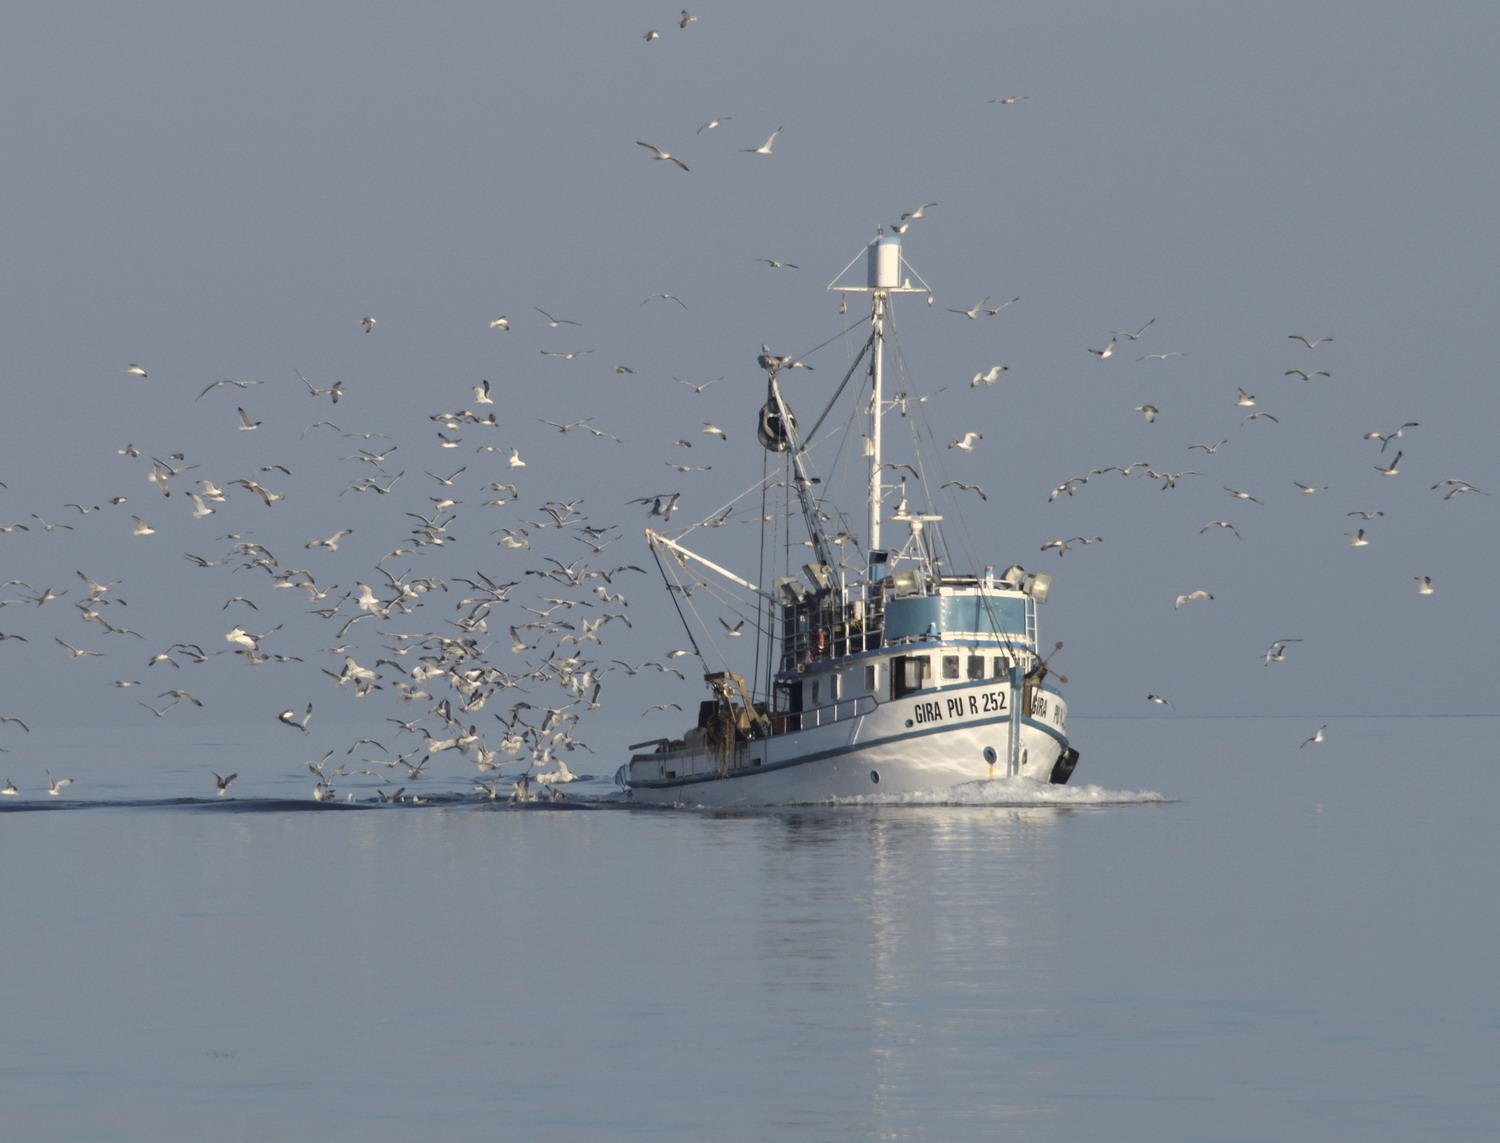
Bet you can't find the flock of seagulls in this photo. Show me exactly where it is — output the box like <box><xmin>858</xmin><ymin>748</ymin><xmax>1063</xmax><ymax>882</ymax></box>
<box><xmin>1059</xmin><ymin>315</ymin><xmax>1486</xmax><ymax>748</ymax></box>
<box><xmin>2</xmin><ymin>27</ymin><xmax>1488</xmax><ymax>792</ymax></box>
<box><xmin>2</xmin><ymin>290</ymin><xmax>800</xmax><ymax>801</ymax></box>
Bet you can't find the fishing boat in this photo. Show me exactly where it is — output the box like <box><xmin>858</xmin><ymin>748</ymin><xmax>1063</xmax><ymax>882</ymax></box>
<box><xmin>615</xmin><ymin>232</ymin><xmax>1078</xmax><ymax>806</ymax></box>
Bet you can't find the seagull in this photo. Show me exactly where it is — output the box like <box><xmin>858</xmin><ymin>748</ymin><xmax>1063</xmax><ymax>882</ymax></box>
<box><xmin>1224</xmin><ymin>487</ymin><xmax>1262</xmax><ymax>504</ymax></box>
<box><xmin>941</xmin><ymin>480</ymin><xmax>987</xmax><ymax>501</ymax></box>
<box><xmin>1134</xmin><ymin>405</ymin><xmax>1159</xmax><ymax>423</ymax></box>
<box><xmin>1299</xmin><ymin>725</ymin><xmax>1327</xmax><ymax>749</ymax></box>
<box><xmin>1414</xmin><ymin>576</ymin><xmax>1434</xmax><ymax>595</ymax></box>
<box><xmin>359</xmin><ymin>316</ymin><xmax>377</xmax><ymax>333</ymax></box>
<box><xmin>488</xmin><ymin>316</ymin><xmax>509</xmax><ymax>330</ymax></box>
<box><xmin>1087</xmin><ymin>339</ymin><xmax>1116</xmax><ymax>359</ymax></box>
<box><xmin>948</xmin><ymin>297</ymin><xmax>994</xmax><ymax>319</ymax></box>
<box><xmin>533</xmin><ymin>306</ymin><xmax>582</xmax><ymax>328</ymax></box>
<box><xmin>676</xmin><ymin>377</ymin><xmax>720</xmax><ymax>394</ymax></box>
<box><xmin>756</xmin><ymin>258</ymin><xmax>799</xmax><ymax>269</ymax></box>
<box><xmin>278</xmin><ymin>703</ymin><xmax>313</xmax><ymax>732</ymax></box>
<box><xmin>1112</xmin><ymin>317</ymin><xmax>1156</xmax><ymax>341</ymax></box>
<box><xmin>508</xmin><ymin>449</ymin><xmax>526</xmax><ymax>468</ymax></box>
<box><xmin>1234</xmin><ymin>387</ymin><xmax>1256</xmax><ymax>406</ymax></box>
<box><xmin>305</xmin><ymin>528</ymin><xmax>354</xmax><ymax>552</ymax></box>
<box><xmin>1284</xmin><ymin>369</ymin><xmax>1331</xmax><ymax>380</ymax></box>
<box><xmin>197</xmin><ymin>378</ymin><xmax>263</xmax><ymax>398</ymax></box>
<box><xmin>1373</xmin><ymin>451</ymin><xmax>1403</xmax><ymax>476</ymax></box>
<box><xmin>695</xmin><ymin>116</ymin><xmax>730</xmax><ymax>134</ymax></box>
<box><xmin>235</xmin><ymin>407</ymin><xmax>261</xmax><ymax>431</ymax></box>
<box><xmin>1174</xmin><ymin>589</ymin><xmax>1214</xmax><ymax>609</ymax></box>
<box><xmin>636</xmin><ymin>140</ymin><xmax>689</xmax><ymax>172</ymax></box>
<box><xmin>1146</xmin><ymin>694</ymin><xmax>1174</xmax><ymax>709</ymax></box>
<box><xmin>133</xmin><ymin>515</ymin><xmax>159</xmax><ymax>537</ymax></box>
<box><xmin>971</xmin><ymin>365</ymin><xmax>1008</xmax><ymax>386</ymax></box>
<box><xmin>1264</xmin><ymin>638</ymin><xmax>1304</xmax><ymax>665</ymax></box>
<box><xmin>1347</xmin><ymin>510</ymin><xmax>1384</xmax><ymax>520</ymax></box>
<box><xmin>742</xmin><ymin>126</ymin><xmax>782</xmax><ymax>155</ymax></box>
<box><xmin>55</xmin><ymin>637</ymin><xmax>103</xmax><ymax>659</ymax></box>
<box><xmin>1199</xmin><ymin>521</ymin><xmax>1241</xmax><ymax>539</ymax></box>
<box><xmin>702</xmin><ymin>423</ymin><xmax>728</xmax><ymax>439</ymax></box>
<box><xmin>1240</xmin><ymin>411</ymin><xmax>1279</xmax><ymax>427</ymax></box>
<box><xmin>295</xmin><ymin>371</ymin><xmax>343</xmax><ymax>403</ymax></box>
<box><xmin>1345</xmin><ymin>528</ymin><xmax>1370</xmax><ymax>547</ymax></box>
<box><xmin>989</xmin><ymin>95</ymin><xmax>1028</xmax><ymax>104</ymax></box>
<box><xmin>718</xmin><ymin>617</ymin><xmax>746</xmax><ymax>637</ymax></box>
<box><xmin>678</xmin><ymin>9</ymin><xmax>696</xmax><ymax>29</ymax></box>
<box><xmin>642</xmin><ymin>292</ymin><xmax>688</xmax><ymax>308</ymax></box>
<box><xmin>1188</xmin><ymin>440</ymin><xmax>1228</xmax><ymax>454</ymax></box>
<box><xmin>47</xmin><ymin>774</ymin><xmax>74</xmax><ymax>796</ymax></box>
<box><xmin>949</xmin><ymin>432</ymin><xmax>983</xmax><ymax>452</ymax></box>
<box><xmin>1139</xmin><ymin>351</ymin><xmax>1184</xmax><ymax>361</ymax></box>
<box><xmin>1</xmin><ymin>779</ymin><xmax>18</xmax><ymax>797</ymax></box>
<box><xmin>472</xmin><ymin>379</ymin><xmax>493</xmax><ymax>404</ymax></box>
<box><xmin>643</xmin><ymin>28</ymin><xmax>660</xmax><ymax>42</ymax></box>
<box><xmin>1288</xmin><ymin>334</ymin><xmax>1333</xmax><ymax>348</ymax></box>
<box><xmin>540</xmin><ymin>348</ymin><xmax>593</xmax><ymax>360</ymax></box>
<box><xmin>1364</xmin><ymin>423</ymin><xmax>1418</xmax><ymax>452</ymax></box>
<box><xmin>213</xmin><ymin>772</ymin><xmax>237</xmax><ymax>796</ymax></box>
<box><xmin>125</xmin><ymin>363</ymin><xmax>148</xmax><ymax>378</ymax></box>
<box><xmin>1292</xmin><ymin>482</ymin><xmax>1328</xmax><ymax>495</ymax></box>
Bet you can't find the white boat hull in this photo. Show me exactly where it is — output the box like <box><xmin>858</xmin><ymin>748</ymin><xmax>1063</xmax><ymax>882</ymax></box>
<box><xmin>618</xmin><ymin>680</ymin><xmax>1073</xmax><ymax>807</ymax></box>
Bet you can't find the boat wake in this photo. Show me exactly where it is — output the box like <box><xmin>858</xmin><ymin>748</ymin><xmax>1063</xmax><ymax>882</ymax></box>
<box><xmin>826</xmin><ymin>777</ymin><xmax>1170</xmax><ymax>808</ymax></box>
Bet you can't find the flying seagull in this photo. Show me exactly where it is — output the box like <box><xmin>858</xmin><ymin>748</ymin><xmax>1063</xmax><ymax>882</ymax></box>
<box><xmin>1113</xmin><ymin>317</ymin><xmax>1156</xmax><ymax>341</ymax></box>
<box><xmin>1288</xmin><ymin>334</ymin><xmax>1333</xmax><ymax>348</ymax></box>
<box><xmin>742</xmin><ymin>126</ymin><xmax>782</xmax><ymax>155</ymax></box>
<box><xmin>948</xmin><ymin>432</ymin><xmax>983</xmax><ymax>452</ymax></box>
<box><xmin>636</xmin><ymin>140</ymin><xmax>689</xmax><ymax>172</ymax></box>
<box><xmin>533</xmin><ymin>306</ymin><xmax>581</xmax><ymax>328</ymax></box>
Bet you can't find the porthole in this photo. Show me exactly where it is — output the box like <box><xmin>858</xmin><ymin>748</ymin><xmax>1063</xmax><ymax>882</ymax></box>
<box><xmin>982</xmin><ymin>746</ymin><xmax>998</xmax><ymax>765</ymax></box>
<box><xmin>869</xmin><ymin>770</ymin><xmax>880</xmax><ymax>784</ymax></box>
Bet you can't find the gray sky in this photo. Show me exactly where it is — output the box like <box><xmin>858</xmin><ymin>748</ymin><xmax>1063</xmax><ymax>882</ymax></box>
<box><xmin>2</xmin><ymin>1</ymin><xmax>1496</xmax><ymax>764</ymax></box>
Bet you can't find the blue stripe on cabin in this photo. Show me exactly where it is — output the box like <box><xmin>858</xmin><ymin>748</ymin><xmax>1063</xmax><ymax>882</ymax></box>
<box><xmin>884</xmin><ymin>594</ymin><xmax>1027</xmax><ymax>640</ymax></box>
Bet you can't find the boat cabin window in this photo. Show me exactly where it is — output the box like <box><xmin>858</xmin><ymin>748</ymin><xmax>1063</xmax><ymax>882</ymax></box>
<box><xmin>830</xmin><ymin>673</ymin><xmax>842</xmax><ymax>701</ymax></box>
<box><xmin>995</xmin><ymin>655</ymin><xmax>1012</xmax><ymax>677</ymax></box>
<box><xmin>865</xmin><ymin>664</ymin><xmax>878</xmax><ymax>692</ymax></box>
<box><xmin>941</xmin><ymin>655</ymin><xmax>960</xmax><ymax>680</ymax></box>
<box><xmin>968</xmin><ymin>655</ymin><xmax>987</xmax><ymax>680</ymax></box>
<box><xmin>891</xmin><ymin>655</ymin><xmax>930</xmax><ymax>700</ymax></box>
<box><xmin>810</xmin><ymin>679</ymin><xmax>820</xmax><ymax>706</ymax></box>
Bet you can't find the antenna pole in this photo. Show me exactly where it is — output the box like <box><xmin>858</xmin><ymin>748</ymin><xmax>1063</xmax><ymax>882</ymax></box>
<box><xmin>869</xmin><ymin>288</ymin><xmax>885</xmax><ymax>555</ymax></box>
<box><xmin>828</xmin><ymin>230</ymin><xmax>927</xmax><ymax>564</ymax></box>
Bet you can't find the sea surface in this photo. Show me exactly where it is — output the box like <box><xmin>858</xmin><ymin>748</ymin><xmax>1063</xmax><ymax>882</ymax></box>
<box><xmin>2</xmin><ymin>715</ymin><xmax>1495</xmax><ymax>1142</ymax></box>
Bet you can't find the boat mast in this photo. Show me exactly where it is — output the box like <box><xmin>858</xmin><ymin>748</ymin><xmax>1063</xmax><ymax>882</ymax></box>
<box><xmin>830</xmin><ymin>231</ymin><xmax>928</xmax><ymax>569</ymax></box>
<box><xmin>869</xmin><ymin>284</ymin><xmax>886</xmax><ymax>555</ymax></box>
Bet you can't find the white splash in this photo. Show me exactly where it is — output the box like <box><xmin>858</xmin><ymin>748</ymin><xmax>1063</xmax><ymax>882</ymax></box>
<box><xmin>829</xmin><ymin>777</ymin><xmax>1169</xmax><ymax>807</ymax></box>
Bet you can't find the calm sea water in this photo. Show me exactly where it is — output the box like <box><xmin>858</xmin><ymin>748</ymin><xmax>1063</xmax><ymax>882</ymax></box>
<box><xmin>2</xmin><ymin>715</ymin><xmax>1494</xmax><ymax>1142</ymax></box>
